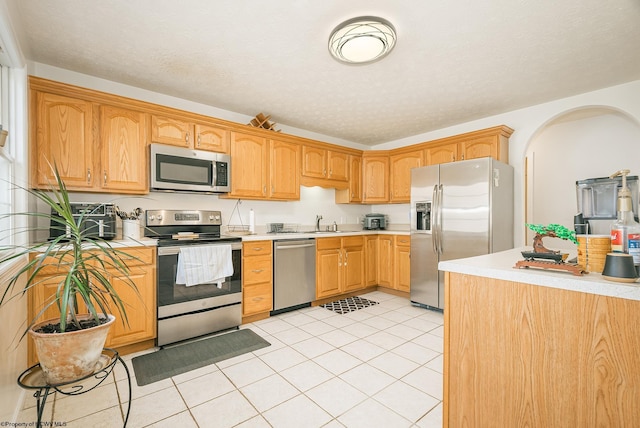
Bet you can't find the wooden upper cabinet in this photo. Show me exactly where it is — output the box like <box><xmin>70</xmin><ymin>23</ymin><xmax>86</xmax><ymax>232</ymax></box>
<box><xmin>336</xmin><ymin>155</ymin><xmax>362</xmax><ymax>204</ymax></box>
<box><xmin>225</xmin><ymin>133</ymin><xmax>300</xmax><ymax>201</ymax></box>
<box><xmin>269</xmin><ymin>139</ymin><xmax>300</xmax><ymax>200</ymax></box>
<box><xmin>151</xmin><ymin>115</ymin><xmax>229</xmax><ymax>153</ymax></box>
<box><xmin>425</xmin><ymin>142</ymin><xmax>458</xmax><ymax>165</ymax></box>
<box><xmin>327</xmin><ymin>151</ymin><xmax>349</xmax><ymax>182</ymax></box>
<box><xmin>151</xmin><ymin>115</ymin><xmax>191</xmax><ymax>147</ymax></box>
<box><xmin>461</xmin><ymin>136</ymin><xmax>500</xmax><ymax>160</ymax></box>
<box><xmin>362</xmin><ymin>153</ymin><xmax>389</xmax><ymax>203</ymax></box>
<box><xmin>100</xmin><ymin>105</ymin><xmax>148</xmax><ymax>193</ymax></box>
<box><xmin>425</xmin><ymin>126</ymin><xmax>512</xmax><ymax>166</ymax></box>
<box><xmin>32</xmin><ymin>88</ymin><xmax>148</xmax><ymax>194</ymax></box>
<box><xmin>390</xmin><ymin>150</ymin><xmax>423</xmax><ymax>203</ymax></box>
<box><xmin>228</xmin><ymin>131</ymin><xmax>269</xmax><ymax>198</ymax></box>
<box><xmin>34</xmin><ymin>92</ymin><xmax>95</xmax><ymax>189</ymax></box>
<box><xmin>301</xmin><ymin>146</ymin><xmax>327</xmax><ymax>179</ymax></box>
<box><xmin>301</xmin><ymin>145</ymin><xmax>350</xmax><ymax>188</ymax></box>
<box><xmin>194</xmin><ymin>123</ymin><xmax>229</xmax><ymax>153</ymax></box>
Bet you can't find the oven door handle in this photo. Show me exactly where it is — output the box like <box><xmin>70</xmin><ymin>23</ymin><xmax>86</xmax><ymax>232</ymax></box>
<box><xmin>158</xmin><ymin>242</ymin><xmax>242</xmax><ymax>256</ymax></box>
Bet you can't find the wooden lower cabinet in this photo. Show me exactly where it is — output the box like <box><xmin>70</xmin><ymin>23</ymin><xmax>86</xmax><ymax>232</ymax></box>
<box><xmin>394</xmin><ymin>236</ymin><xmax>411</xmax><ymax>292</ymax></box>
<box><xmin>377</xmin><ymin>235</ymin><xmax>410</xmax><ymax>292</ymax></box>
<box><xmin>444</xmin><ymin>272</ymin><xmax>640</xmax><ymax>427</ymax></box>
<box><xmin>377</xmin><ymin>235</ymin><xmax>394</xmax><ymax>288</ymax></box>
<box><xmin>27</xmin><ymin>246</ymin><xmax>156</xmax><ymax>366</ymax></box>
<box><xmin>316</xmin><ymin>236</ymin><xmax>365</xmax><ymax>299</ymax></box>
<box><xmin>364</xmin><ymin>235</ymin><xmax>378</xmax><ymax>286</ymax></box>
<box><xmin>242</xmin><ymin>241</ymin><xmax>273</xmax><ymax>316</ymax></box>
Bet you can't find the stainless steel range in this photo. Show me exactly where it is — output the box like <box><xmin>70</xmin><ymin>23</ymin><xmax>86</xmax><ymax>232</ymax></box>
<box><xmin>145</xmin><ymin>209</ymin><xmax>242</xmax><ymax>346</ymax></box>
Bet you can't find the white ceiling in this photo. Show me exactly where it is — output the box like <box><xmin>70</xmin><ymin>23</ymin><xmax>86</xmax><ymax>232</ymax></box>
<box><xmin>8</xmin><ymin>0</ymin><xmax>640</xmax><ymax>146</ymax></box>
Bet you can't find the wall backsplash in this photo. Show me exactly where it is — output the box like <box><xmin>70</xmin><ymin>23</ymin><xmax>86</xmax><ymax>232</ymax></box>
<box><xmin>32</xmin><ymin>185</ymin><xmax>397</xmax><ymax>241</ymax></box>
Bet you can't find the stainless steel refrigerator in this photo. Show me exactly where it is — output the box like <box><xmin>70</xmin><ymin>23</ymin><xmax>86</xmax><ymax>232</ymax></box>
<box><xmin>410</xmin><ymin>157</ymin><xmax>514</xmax><ymax>309</ymax></box>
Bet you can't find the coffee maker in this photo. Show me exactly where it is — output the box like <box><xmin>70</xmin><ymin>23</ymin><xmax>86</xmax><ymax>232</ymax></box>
<box><xmin>575</xmin><ymin>175</ymin><xmax>639</xmax><ymax>235</ymax></box>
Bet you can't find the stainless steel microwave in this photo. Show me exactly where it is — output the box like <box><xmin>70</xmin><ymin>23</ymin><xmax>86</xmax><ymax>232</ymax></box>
<box><xmin>150</xmin><ymin>143</ymin><xmax>231</xmax><ymax>193</ymax></box>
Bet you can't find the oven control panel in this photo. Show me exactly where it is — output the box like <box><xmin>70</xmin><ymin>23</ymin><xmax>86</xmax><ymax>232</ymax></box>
<box><xmin>145</xmin><ymin>209</ymin><xmax>222</xmax><ymax>226</ymax></box>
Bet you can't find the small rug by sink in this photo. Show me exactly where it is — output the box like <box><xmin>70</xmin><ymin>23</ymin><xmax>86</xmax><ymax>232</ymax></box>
<box><xmin>321</xmin><ymin>296</ymin><xmax>378</xmax><ymax>314</ymax></box>
<box><xmin>131</xmin><ymin>329</ymin><xmax>270</xmax><ymax>386</ymax></box>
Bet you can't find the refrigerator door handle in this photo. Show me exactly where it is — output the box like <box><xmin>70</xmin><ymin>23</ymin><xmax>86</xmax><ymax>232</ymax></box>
<box><xmin>432</xmin><ymin>184</ymin><xmax>439</xmax><ymax>254</ymax></box>
<box><xmin>437</xmin><ymin>184</ymin><xmax>444</xmax><ymax>254</ymax></box>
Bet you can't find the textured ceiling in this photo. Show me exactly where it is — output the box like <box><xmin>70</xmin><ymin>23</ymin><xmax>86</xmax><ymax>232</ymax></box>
<box><xmin>8</xmin><ymin>0</ymin><xmax>640</xmax><ymax>146</ymax></box>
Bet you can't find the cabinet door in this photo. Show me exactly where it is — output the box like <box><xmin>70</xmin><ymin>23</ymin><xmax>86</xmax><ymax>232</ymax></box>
<box><xmin>362</xmin><ymin>155</ymin><xmax>389</xmax><ymax>203</ymax></box>
<box><xmin>460</xmin><ymin>136</ymin><xmax>498</xmax><ymax>161</ymax></box>
<box><xmin>243</xmin><ymin>282</ymin><xmax>273</xmax><ymax>315</ymax></box>
<box><xmin>269</xmin><ymin>139</ymin><xmax>300</xmax><ymax>200</ymax></box>
<box><xmin>395</xmin><ymin>236</ymin><xmax>411</xmax><ymax>292</ymax></box>
<box><xmin>390</xmin><ymin>151</ymin><xmax>423</xmax><ymax>203</ymax></box>
<box><xmin>35</xmin><ymin>92</ymin><xmax>95</xmax><ymax>189</ymax></box>
<box><xmin>151</xmin><ymin>115</ymin><xmax>192</xmax><ymax>147</ymax></box>
<box><xmin>229</xmin><ymin>132</ymin><xmax>268</xmax><ymax>198</ymax></box>
<box><xmin>301</xmin><ymin>146</ymin><xmax>327</xmax><ymax>178</ymax></box>
<box><xmin>349</xmin><ymin>155</ymin><xmax>363</xmax><ymax>202</ymax></box>
<box><xmin>343</xmin><ymin>245</ymin><xmax>365</xmax><ymax>292</ymax></box>
<box><xmin>327</xmin><ymin>151</ymin><xmax>349</xmax><ymax>182</ymax></box>
<box><xmin>377</xmin><ymin>235</ymin><xmax>394</xmax><ymax>287</ymax></box>
<box><xmin>105</xmin><ymin>265</ymin><xmax>156</xmax><ymax>347</ymax></box>
<box><xmin>100</xmin><ymin>105</ymin><xmax>148</xmax><ymax>193</ymax></box>
<box><xmin>194</xmin><ymin>123</ymin><xmax>230</xmax><ymax>153</ymax></box>
<box><xmin>425</xmin><ymin>142</ymin><xmax>457</xmax><ymax>165</ymax></box>
<box><xmin>316</xmin><ymin>248</ymin><xmax>341</xmax><ymax>299</ymax></box>
<box><xmin>243</xmin><ymin>255</ymin><xmax>272</xmax><ymax>285</ymax></box>
<box><xmin>365</xmin><ymin>235</ymin><xmax>378</xmax><ymax>286</ymax></box>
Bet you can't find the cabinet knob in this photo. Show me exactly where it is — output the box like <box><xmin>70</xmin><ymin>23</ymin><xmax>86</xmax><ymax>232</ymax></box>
<box><xmin>461</xmin><ymin>154</ymin><xmax>464</xmax><ymax>160</ymax></box>
<box><xmin>87</xmin><ymin>168</ymin><xmax>91</xmax><ymax>184</ymax></box>
<box><xmin>103</xmin><ymin>171</ymin><xmax>107</xmax><ymax>185</ymax></box>
<box><xmin>185</xmin><ymin>132</ymin><xmax>190</xmax><ymax>144</ymax></box>
<box><xmin>197</xmin><ymin>134</ymin><xmax>201</xmax><ymax>147</ymax></box>
<box><xmin>252</xmin><ymin>269</ymin><xmax>264</xmax><ymax>273</ymax></box>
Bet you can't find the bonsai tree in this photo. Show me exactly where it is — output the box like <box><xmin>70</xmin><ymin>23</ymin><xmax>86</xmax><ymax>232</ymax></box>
<box><xmin>526</xmin><ymin>223</ymin><xmax>578</xmax><ymax>254</ymax></box>
<box><xmin>0</xmin><ymin>165</ymin><xmax>139</xmax><ymax>337</ymax></box>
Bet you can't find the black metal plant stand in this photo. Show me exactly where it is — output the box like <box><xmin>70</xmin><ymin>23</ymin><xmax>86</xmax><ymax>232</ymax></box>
<box><xmin>17</xmin><ymin>348</ymin><xmax>132</xmax><ymax>428</ymax></box>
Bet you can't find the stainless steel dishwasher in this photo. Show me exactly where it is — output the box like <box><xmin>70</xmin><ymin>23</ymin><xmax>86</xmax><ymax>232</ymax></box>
<box><xmin>273</xmin><ymin>238</ymin><xmax>316</xmax><ymax>314</ymax></box>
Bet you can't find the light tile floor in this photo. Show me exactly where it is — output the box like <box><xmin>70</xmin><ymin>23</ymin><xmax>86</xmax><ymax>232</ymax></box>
<box><xmin>18</xmin><ymin>291</ymin><xmax>444</xmax><ymax>427</ymax></box>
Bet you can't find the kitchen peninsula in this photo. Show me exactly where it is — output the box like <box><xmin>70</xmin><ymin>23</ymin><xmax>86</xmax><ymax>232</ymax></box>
<box><xmin>440</xmin><ymin>248</ymin><xmax>640</xmax><ymax>427</ymax></box>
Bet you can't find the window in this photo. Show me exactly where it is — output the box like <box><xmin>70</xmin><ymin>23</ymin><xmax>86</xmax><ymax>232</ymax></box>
<box><xmin>0</xmin><ymin>65</ymin><xmax>27</xmax><ymax>261</ymax></box>
<box><xmin>0</xmin><ymin>65</ymin><xmax>12</xmax><ymax>253</ymax></box>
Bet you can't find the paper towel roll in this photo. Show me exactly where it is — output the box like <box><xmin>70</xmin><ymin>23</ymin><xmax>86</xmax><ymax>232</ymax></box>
<box><xmin>249</xmin><ymin>209</ymin><xmax>255</xmax><ymax>233</ymax></box>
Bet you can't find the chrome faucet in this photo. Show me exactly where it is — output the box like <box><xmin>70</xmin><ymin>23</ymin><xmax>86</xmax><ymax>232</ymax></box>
<box><xmin>315</xmin><ymin>215</ymin><xmax>323</xmax><ymax>231</ymax></box>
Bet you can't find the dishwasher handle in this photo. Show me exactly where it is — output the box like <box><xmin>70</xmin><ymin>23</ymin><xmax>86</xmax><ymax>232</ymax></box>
<box><xmin>275</xmin><ymin>242</ymin><xmax>316</xmax><ymax>250</ymax></box>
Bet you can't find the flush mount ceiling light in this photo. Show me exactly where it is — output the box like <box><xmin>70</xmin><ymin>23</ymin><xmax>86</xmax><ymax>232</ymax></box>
<box><xmin>328</xmin><ymin>16</ymin><xmax>397</xmax><ymax>65</ymax></box>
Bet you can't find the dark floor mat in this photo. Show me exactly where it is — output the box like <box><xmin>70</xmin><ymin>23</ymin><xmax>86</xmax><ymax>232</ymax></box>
<box><xmin>321</xmin><ymin>296</ymin><xmax>379</xmax><ymax>314</ymax></box>
<box><xmin>131</xmin><ymin>329</ymin><xmax>270</xmax><ymax>386</ymax></box>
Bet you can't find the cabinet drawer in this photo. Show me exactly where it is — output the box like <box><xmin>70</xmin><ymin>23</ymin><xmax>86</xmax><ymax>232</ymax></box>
<box><xmin>316</xmin><ymin>237</ymin><xmax>341</xmax><ymax>251</ymax></box>
<box><xmin>342</xmin><ymin>236</ymin><xmax>364</xmax><ymax>248</ymax></box>
<box><xmin>395</xmin><ymin>236</ymin><xmax>411</xmax><ymax>247</ymax></box>
<box><xmin>115</xmin><ymin>247</ymin><xmax>156</xmax><ymax>267</ymax></box>
<box><xmin>243</xmin><ymin>282</ymin><xmax>272</xmax><ymax>315</ymax></box>
<box><xmin>243</xmin><ymin>255</ymin><xmax>272</xmax><ymax>285</ymax></box>
<box><xmin>243</xmin><ymin>241</ymin><xmax>272</xmax><ymax>256</ymax></box>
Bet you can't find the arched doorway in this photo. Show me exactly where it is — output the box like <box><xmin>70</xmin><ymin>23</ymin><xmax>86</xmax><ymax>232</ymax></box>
<box><xmin>524</xmin><ymin>107</ymin><xmax>640</xmax><ymax>250</ymax></box>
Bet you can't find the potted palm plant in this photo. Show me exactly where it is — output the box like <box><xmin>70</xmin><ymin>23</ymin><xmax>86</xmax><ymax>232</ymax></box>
<box><xmin>0</xmin><ymin>166</ymin><xmax>140</xmax><ymax>384</ymax></box>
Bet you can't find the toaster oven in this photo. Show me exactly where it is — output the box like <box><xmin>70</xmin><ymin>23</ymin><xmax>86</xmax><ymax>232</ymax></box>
<box><xmin>363</xmin><ymin>213</ymin><xmax>387</xmax><ymax>230</ymax></box>
<box><xmin>49</xmin><ymin>202</ymin><xmax>117</xmax><ymax>240</ymax></box>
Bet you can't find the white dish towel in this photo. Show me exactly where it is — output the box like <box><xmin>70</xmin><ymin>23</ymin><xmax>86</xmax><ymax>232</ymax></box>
<box><xmin>176</xmin><ymin>245</ymin><xmax>234</xmax><ymax>287</ymax></box>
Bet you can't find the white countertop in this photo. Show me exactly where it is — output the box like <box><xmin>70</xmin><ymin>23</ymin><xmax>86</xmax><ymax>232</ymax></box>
<box><xmin>439</xmin><ymin>247</ymin><xmax>640</xmax><ymax>301</ymax></box>
<box><xmin>239</xmin><ymin>230</ymin><xmax>409</xmax><ymax>241</ymax></box>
